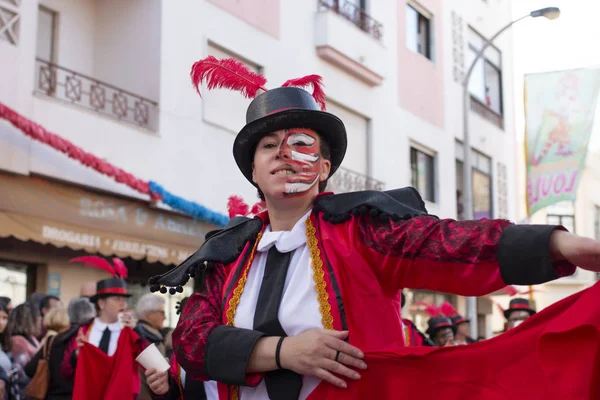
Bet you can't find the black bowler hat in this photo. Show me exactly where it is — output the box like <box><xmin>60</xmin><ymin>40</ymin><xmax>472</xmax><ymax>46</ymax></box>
<box><xmin>426</xmin><ymin>316</ymin><xmax>455</xmax><ymax>337</ymax></box>
<box><xmin>234</xmin><ymin>87</ymin><xmax>347</xmax><ymax>186</ymax></box>
<box><xmin>451</xmin><ymin>314</ymin><xmax>470</xmax><ymax>326</ymax></box>
<box><xmin>191</xmin><ymin>57</ymin><xmax>347</xmax><ymax>186</ymax></box>
<box><xmin>90</xmin><ymin>277</ymin><xmax>131</xmax><ymax>303</ymax></box>
<box><xmin>69</xmin><ymin>256</ymin><xmax>131</xmax><ymax>303</ymax></box>
<box><xmin>504</xmin><ymin>298</ymin><xmax>536</xmax><ymax>320</ymax></box>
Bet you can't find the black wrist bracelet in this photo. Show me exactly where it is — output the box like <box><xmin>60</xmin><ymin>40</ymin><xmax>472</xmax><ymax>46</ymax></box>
<box><xmin>275</xmin><ymin>336</ymin><xmax>285</xmax><ymax>369</ymax></box>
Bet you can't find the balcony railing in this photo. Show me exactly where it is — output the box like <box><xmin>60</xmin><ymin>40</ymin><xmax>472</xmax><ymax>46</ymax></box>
<box><xmin>318</xmin><ymin>0</ymin><xmax>383</xmax><ymax>41</ymax></box>
<box><xmin>34</xmin><ymin>58</ymin><xmax>159</xmax><ymax>131</ymax></box>
<box><xmin>328</xmin><ymin>166</ymin><xmax>385</xmax><ymax>194</ymax></box>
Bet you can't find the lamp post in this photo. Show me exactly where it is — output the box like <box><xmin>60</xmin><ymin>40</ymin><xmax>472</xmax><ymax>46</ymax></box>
<box><xmin>462</xmin><ymin>7</ymin><xmax>560</xmax><ymax>340</ymax></box>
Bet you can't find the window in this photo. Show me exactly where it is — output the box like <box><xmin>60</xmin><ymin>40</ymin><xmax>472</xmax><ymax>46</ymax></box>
<box><xmin>202</xmin><ymin>43</ymin><xmax>262</xmax><ymax>134</ymax></box>
<box><xmin>546</xmin><ymin>201</ymin><xmax>575</xmax><ymax>234</ymax></box>
<box><xmin>406</xmin><ymin>4</ymin><xmax>432</xmax><ymax>60</ymax></box>
<box><xmin>326</xmin><ymin>101</ymin><xmax>368</xmax><ymax>175</ymax></box>
<box><xmin>410</xmin><ymin>146</ymin><xmax>436</xmax><ymax>202</ymax></box>
<box><xmin>0</xmin><ymin>0</ymin><xmax>21</xmax><ymax>45</ymax></box>
<box><xmin>456</xmin><ymin>143</ymin><xmax>492</xmax><ymax>220</ymax></box>
<box><xmin>36</xmin><ymin>6</ymin><xmax>58</xmax><ymax>62</ymax></box>
<box><xmin>0</xmin><ymin>261</ymin><xmax>28</xmax><ymax>307</ymax></box>
<box><xmin>467</xmin><ymin>27</ymin><xmax>503</xmax><ymax>115</ymax></box>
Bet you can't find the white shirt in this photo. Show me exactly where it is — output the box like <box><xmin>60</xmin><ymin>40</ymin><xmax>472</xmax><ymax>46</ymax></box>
<box><xmin>235</xmin><ymin>211</ymin><xmax>323</xmax><ymax>400</ymax></box>
<box><xmin>87</xmin><ymin>317</ymin><xmax>121</xmax><ymax>356</ymax></box>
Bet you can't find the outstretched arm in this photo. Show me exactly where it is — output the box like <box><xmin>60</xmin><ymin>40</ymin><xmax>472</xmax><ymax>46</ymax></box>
<box><xmin>355</xmin><ymin>215</ymin><xmax>576</xmax><ymax>295</ymax></box>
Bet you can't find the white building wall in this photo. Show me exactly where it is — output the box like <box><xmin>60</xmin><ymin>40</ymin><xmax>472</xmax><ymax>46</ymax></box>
<box><xmin>0</xmin><ymin>0</ymin><xmax>519</xmax><ymax>233</ymax></box>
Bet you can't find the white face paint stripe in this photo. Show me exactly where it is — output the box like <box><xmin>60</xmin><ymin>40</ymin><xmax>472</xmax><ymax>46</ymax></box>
<box><xmin>287</xmin><ymin>133</ymin><xmax>316</xmax><ymax>146</ymax></box>
<box><xmin>291</xmin><ymin>150</ymin><xmax>319</xmax><ymax>163</ymax></box>
<box><xmin>284</xmin><ymin>176</ymin><xmax>319</xmax><ymax>195</ymax></box>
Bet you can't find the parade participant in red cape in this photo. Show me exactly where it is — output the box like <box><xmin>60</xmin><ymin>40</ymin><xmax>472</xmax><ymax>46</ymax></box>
<box><xmin>149</xmin><ymin>56</ymin><xmax>600</xmax><ymax>400</ymax></box>
<box><xmin>62</xmin><ymin>256</ymin><xmax>148</xmax><ymax>400</ymax></box>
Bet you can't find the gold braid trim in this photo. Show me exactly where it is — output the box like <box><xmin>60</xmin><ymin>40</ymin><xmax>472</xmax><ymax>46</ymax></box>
<box><xmin>226</xmin><ymin>233</ymin><xmax>262</xmax><ymax>327</ymax></box>
<box><xmin>225</xmin><ymin>233</ymin><xmax>262</xmax><ymax>400</ymax></box>
<box><xmin>305</xmin><ymin>218</ymin><xmax>334</xmax><ymax>330</ymax></box>
<box><xmin>404</xmin><ymin>325</ymin><xmax>411</xmax><ymax>347</ymax></box>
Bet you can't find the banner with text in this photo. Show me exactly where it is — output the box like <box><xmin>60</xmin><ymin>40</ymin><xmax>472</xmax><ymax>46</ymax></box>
<box><xmin>525</xmin><ymin>68</ymin><xmax>600</xmax><ymax>215</ymax></box>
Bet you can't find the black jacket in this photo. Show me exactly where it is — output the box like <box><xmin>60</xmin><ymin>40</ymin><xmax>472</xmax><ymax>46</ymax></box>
<box><xmin>24</xmin><ymin>327</ymin><xmax>78</xmax><ymax>400</ymax></box>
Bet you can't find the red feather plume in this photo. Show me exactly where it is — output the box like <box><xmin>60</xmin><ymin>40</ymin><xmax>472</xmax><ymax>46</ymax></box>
<box><xmin>69</xmin><ymin>256</ymin><xmax>115</xmax><ymax>276</ymax></box>
<box><xmin>424</xmin><ymin>304</ymin><xmax>442</xmax><ymax>317</ymax></box>
<box><xmin>500</xmin><ymin>285</ymin><xmax>519</xmax><ymax>296</ymax></box>
<box><xmin>250</xmin><ymin>201</ymin><xmax>266</xmax><ymax>215</ymax></box>
<box><xmin>227</xmin><ymin>195</ymin><xmax>250</xmax><ymax>218</ymax></box>
<box><xmin>112</xmin><ymin>258</ymin><xmax>128</xmax><ymax>279</ymax></box>
<box><xmin>440</xmin><ymin>302</ymin><xmax>459</xmax><ymax>318</ymax></box>
<box><xmin>281</xmin><ymin>75</ymin><xmax>327</xmax><ymax>111</ymax></box>
<box><xmin>191</xmin><ymin>56</ymin><xmax>268</xmax><ymax>99</ymax></box>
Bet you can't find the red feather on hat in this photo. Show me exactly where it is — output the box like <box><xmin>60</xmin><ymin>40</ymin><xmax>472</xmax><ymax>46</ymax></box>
<box><xmin>423</xmin><ymin>304</ymin><xmax>442</xmax><ymax>317</ymax></box>
<box><xmin>227</xmin><ymin>195</ymin><xmax>250</xmax><ymax>218</ymax></box>
<box><xmin>250</xmin><ymin>201</ymin><xmax>266</xmax><ymax>215</ymax></box>
<box><xmin>281</xmin><ymin>75</ymin><xmax>327</xmax><ymax>111</ymax></box>
<box><xmin>440</xmin><ymin>302</ymin><xmax>459</xmax><ymax>318</ymax></box>
<box><xmin>112</xmin><ymin>258</ymin><xmax>128</xmax><ymax>279</ymax></box>
<box><xmin>69</xmin><ymin>256</ymin><xmax>115</xmax><ymax>276</ymax></box>
<box><xmin>191</xmin><ymin>56</ymin><xmax>268</xmax><ymax>99</ymax></box>
<box><xmin>500</xmin><ymin>285</ymin><xmax>519</xmax><ymax>296</ymax></box>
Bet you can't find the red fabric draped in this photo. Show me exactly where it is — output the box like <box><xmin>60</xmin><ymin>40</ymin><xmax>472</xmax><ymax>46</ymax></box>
<box><xmin>310</xmin><ymin>281</ymin><xmax>600</xmax><ymax>400</ymax></box>
<box><xmin>72</xmin><ymin>327</ymin><xmax>140</xmax><ymax>400</ymax></box>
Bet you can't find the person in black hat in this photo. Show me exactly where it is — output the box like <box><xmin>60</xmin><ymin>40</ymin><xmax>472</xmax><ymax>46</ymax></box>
<box><xmin>426</xmin><ymin>317</ymin><xmax>456</xmax><ymax>347</ymax></box>
<box><xmin>504</xmin><ymin>298</ymin><xmax>536</xmax><ymax>331</ymax></box>
<box><xmin>61</xmin><ymin>256</ymin><xmax>147</xmax><ymax>399</ymax></box>
<box><xmin>450</xmin><ymin>315</ymin><xmax>476</xmax><ymax>345</ymax></box>
<box><xmin>149</xmin><ymin>56</ymin><xmax>600</xmax><ymax>400</ymax></box>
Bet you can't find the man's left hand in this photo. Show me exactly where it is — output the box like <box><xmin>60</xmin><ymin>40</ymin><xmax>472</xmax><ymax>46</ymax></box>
<box><xmin>146</xmin><ymin>368</ymin><xmax>169</xmax><ymax>395</ymax></box>
<box><xmin>550</xmin><ymin>230</ymin><xmax>600</xmax><ymax>271</ymax></box>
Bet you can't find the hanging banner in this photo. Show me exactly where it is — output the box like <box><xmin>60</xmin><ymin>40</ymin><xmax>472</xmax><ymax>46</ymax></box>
<box><xmin>525</xmin><ymin>68</ymin><xmax>600</xmax><ymax>215</ymax></box>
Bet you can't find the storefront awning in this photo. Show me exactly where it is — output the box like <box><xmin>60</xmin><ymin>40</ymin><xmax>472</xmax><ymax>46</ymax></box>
<box><xmin>0</xmin><ymin>174</ymin><xmax>217</xmax><ymax>265</ymax></box>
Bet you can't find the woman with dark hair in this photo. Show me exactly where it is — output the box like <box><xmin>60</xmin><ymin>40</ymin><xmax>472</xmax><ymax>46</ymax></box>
<box><xmin>8</xmin><ymin>303</ymin><xmax>40</xmax><ymax>397</ymax></box>
<box><xmin>0</xmin><ymin>302</ymin><xmax>11</xmax><ymax>400</ymax></box>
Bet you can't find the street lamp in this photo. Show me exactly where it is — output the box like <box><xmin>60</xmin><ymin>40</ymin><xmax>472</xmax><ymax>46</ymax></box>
<box><xmin>461</xmin><ymin>7</ymin><xmax>560</xmax><ymax>340</ymax></box>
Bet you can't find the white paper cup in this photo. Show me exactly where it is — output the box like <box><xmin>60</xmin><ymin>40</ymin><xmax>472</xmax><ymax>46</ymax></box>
<box><xmin>136</xmin><ymin>343</ymin><xmax>170</xmax><ymax>372</ymax></box>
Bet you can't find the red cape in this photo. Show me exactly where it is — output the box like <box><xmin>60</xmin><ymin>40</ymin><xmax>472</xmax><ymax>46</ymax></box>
<box><xmin>72</xmin><ymin>327</ymin><xmax>140</xmax><ymax>400</ymax></box>
<box><xmin>310</xmin><ymin>281</ymin><xmax>600</xmax><ymax>400</ymax></box>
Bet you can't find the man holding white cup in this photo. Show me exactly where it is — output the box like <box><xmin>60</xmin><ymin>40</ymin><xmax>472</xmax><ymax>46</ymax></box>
<box><xmin>61</xmin><ymin>256</ymin><xmax>149</xmax><ymax>400</ymax></box>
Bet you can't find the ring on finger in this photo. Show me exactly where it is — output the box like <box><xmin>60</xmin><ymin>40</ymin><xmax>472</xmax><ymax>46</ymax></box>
<box><xmin>334</xmin><ymin>351</ymin><xmax>341</xmax><ymax>362</ymax></box>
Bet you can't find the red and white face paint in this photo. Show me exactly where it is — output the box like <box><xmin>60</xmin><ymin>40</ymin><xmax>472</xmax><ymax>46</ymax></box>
<box><xmin>276</xmin><ymin>129</ymin><xmax>321</xmax><ymax>196</ymax></box>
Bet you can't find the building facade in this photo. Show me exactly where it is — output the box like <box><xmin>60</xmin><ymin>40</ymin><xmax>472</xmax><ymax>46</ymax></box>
<box><xmin>0</xmin><ymin>0</ymin><xmax>518</xmax><ymax>332</ymax></box>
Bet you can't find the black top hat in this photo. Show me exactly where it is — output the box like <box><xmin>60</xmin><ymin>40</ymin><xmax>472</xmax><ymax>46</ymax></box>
<box><xmin>90</xmin><ymin>277</ymin><xmax>131</xmax><ymax>303</ymax></box>
<box><xmin>190</xmin><ymin>57</ymin><xmax>347</xmax><ymax>187</ymax></box>
<box><xmin>426</xmin><ymin>316</ymin><xmax>454</xmax><ymax>337</ymax></box>
<box><xmin>450</xmin><ymin>314</ymin><xmax>470</xmax><ymax>326</ymax></box>
<box><xmin>234</xmin><ymin>87</ymin><xmax>347</xmax><ymax>186</ymax></box>
<box><xmin>504</xmin><ymin>298</ymin><xmax>536</xmax><ymax>320</ymax></box>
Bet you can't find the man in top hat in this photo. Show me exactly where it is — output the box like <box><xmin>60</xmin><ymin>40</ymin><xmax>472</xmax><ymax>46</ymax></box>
<box><xmin>61</xmin><ymin>256</ymin><xmax>148</xmax><ymax>400</ymax></box>
<box><xmin>504</xmin><ymin>298</ymin><xmax>536</xmax><ymax>331</ymax></box>
<box><xmin>149</xmin><ymin>56</ymin><xmax>600</xmax><ymax>400</ymax></box>
<box><xmin>450</xmin><ymin>315</ymin><xmax>476</xmax><ymax>345</ymax></box>
<box><xmin>426</xmin><ymin>317</ymin><xmax>456</xmax><ymax>347</ymax></box>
